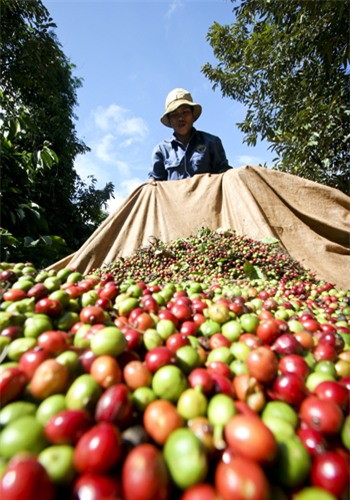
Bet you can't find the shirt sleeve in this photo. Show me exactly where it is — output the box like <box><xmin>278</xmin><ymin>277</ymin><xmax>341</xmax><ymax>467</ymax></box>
<box><xmin>148</xmin><ymin>144</ymin><xmax>168</xmax><ymax>181</ymax></box>
<box><xmin>211</xmin><ymin>136</ymin><xmax>231</xmax><ymax>173</ymax></box>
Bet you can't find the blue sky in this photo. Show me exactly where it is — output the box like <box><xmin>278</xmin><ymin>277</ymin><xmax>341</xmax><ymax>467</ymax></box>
<box><xmin>44</xmin><ymin>0</ymin><xmax>275</xmax><ymax>212</ymax></box>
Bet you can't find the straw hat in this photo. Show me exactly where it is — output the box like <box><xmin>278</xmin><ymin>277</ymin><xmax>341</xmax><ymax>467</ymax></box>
<box><xmin>160</xmin><ymin>88</ymin><xmax>202</xmax><ymax>127</ymax></box>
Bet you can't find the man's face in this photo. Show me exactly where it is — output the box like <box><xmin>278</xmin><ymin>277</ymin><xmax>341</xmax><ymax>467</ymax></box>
<box><xmin>168</xmin><ymin>104</ymin><xmax>194</xmax><ymax>137</ymax></box>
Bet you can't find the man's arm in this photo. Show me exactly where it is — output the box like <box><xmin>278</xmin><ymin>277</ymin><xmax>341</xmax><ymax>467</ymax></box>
<box><xmin>211</xmin><ymin>137</ymin><xmax>231</xmax><ymax>173</ymax></box>
<box><xmin>148</xmin><ymin>145</ymin><xmax>168</xmax><ymax>182</ymax></box>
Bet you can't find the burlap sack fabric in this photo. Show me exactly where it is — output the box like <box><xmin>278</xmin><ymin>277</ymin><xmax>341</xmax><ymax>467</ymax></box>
<box><xmin>48</xmin><ymin>166</ymin><xmax>350</xmax><ymax>290</ymax></box>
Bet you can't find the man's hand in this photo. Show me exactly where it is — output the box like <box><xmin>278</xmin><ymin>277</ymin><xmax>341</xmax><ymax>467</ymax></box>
<box><xmin>148</xmin><ymin>177</ymin><xmax>157</xmax><ymax>185</ymax></box>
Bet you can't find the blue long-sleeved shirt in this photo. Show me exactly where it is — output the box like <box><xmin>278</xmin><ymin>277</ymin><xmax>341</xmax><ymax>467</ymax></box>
<box><xmin>148</xmin><ymin>128</ymin><xmax>231</xmax><ymax>181</ymax></box>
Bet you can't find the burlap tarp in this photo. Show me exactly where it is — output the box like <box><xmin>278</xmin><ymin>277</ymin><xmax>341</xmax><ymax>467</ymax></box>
<box><xmin>48</xmin><ymin>165</ymin><xmax>350</xmax><ymax>290</ymax></box>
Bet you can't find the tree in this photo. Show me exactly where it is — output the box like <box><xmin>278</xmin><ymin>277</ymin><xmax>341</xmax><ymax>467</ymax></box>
<box><xmin>0</xmin><ymin>100</ymin><xmax>66</xmax><ymax>264</ymax></box>
<box><xmin>0</xmin><ymin>0</ymin><xmax>114</xmax><ymax>265</ymax></box>
<box><xmin>202</xmin><ymin>0</ymin><xmax>349</xmax><ymax>194</ymax></box>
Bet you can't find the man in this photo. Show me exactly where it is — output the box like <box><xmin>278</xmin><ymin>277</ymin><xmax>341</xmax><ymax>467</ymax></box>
<box><xmin>148</xmin><ymin>88</ymin><xmax>231</xmax><ymax>183</ymax></box>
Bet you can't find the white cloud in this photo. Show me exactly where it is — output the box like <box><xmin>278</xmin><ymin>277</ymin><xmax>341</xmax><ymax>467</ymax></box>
<box><xmin>82</xmin><ymin>103</ymin><xmax>150</xmax><ymax>176</ymax></box>
<box><xmin>93</xmin><ymin>104</ymin><xmax>148</xmax><ymax>140</ymax></box>
<box><xmin>121</xmin><ymin>117</ymin><xmax>148</xmax><ymax>139</ymax></box>
<box><xmin>107</xmin><ymin>177</ymin><xmax>145</xmax><ymax>214</ymax></box>
<box><xmin>72</xmin><ymin>102</ymin><xmax>152</xmax><ymax>217</ymax></box>
<box><xmin>75</xmin><ymin>141</ymin><xmax>130</xmax><ymax>184</ymax></box>
<box><xmin>165</xmin><ymin>0</ymin><xmax>184</xmax><ymax>19</ymax></box>
<box><xmin>106</xmin><ymin>194</ymin><xmax>126</xmax><ymax>215</ymax></box>
<box><xmin>235</xmin><ymin>155</ymin><xmax>267</xmax><ymax>167</ymax></box>
<box><xmin>74</xmin><ymin>153</ymin><xmax>98</xmax><ymax>182</ymax></box>
<box><xmin>93</xmin><ymin>134</ymin><xmax>130</xmax><ymax>175</ymax></box>
<box><xmin>94</xmin><ymin>134</ymin><xmax>116</xmax><ymax>162</ymax></box>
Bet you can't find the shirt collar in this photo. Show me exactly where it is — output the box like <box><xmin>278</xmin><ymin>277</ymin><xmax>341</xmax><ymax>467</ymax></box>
<box><xmin>165</xmin><ymin>127</ymin><xmax>198</xmax><ymax>145</ymax></box>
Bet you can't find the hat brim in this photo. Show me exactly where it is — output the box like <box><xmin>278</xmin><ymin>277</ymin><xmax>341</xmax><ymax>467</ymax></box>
<box><xmin>160</xmin><ymin>101</ymin><xmax>202</xmax><ymax>127</ymax></box>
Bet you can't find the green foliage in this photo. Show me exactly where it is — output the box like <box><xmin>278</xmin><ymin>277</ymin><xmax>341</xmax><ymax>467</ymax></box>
<box><xmin>0</xmin><ymin>101</ymin><xmax>68</xmax><ymax>265</ymax></box>
<box><xmin>0</xmin><ymin>0</ymin><xmax>115</xmax><ymax>265</ymax></box>
<box><xmin>243</xmin><ymin>260</ymin><xmax>265</xmax><ymax>281</ymax></box>
<box><xmin>202</xmin><ymin>0</ymin><xmax>350</xmax><ymax>194</ymax></box>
